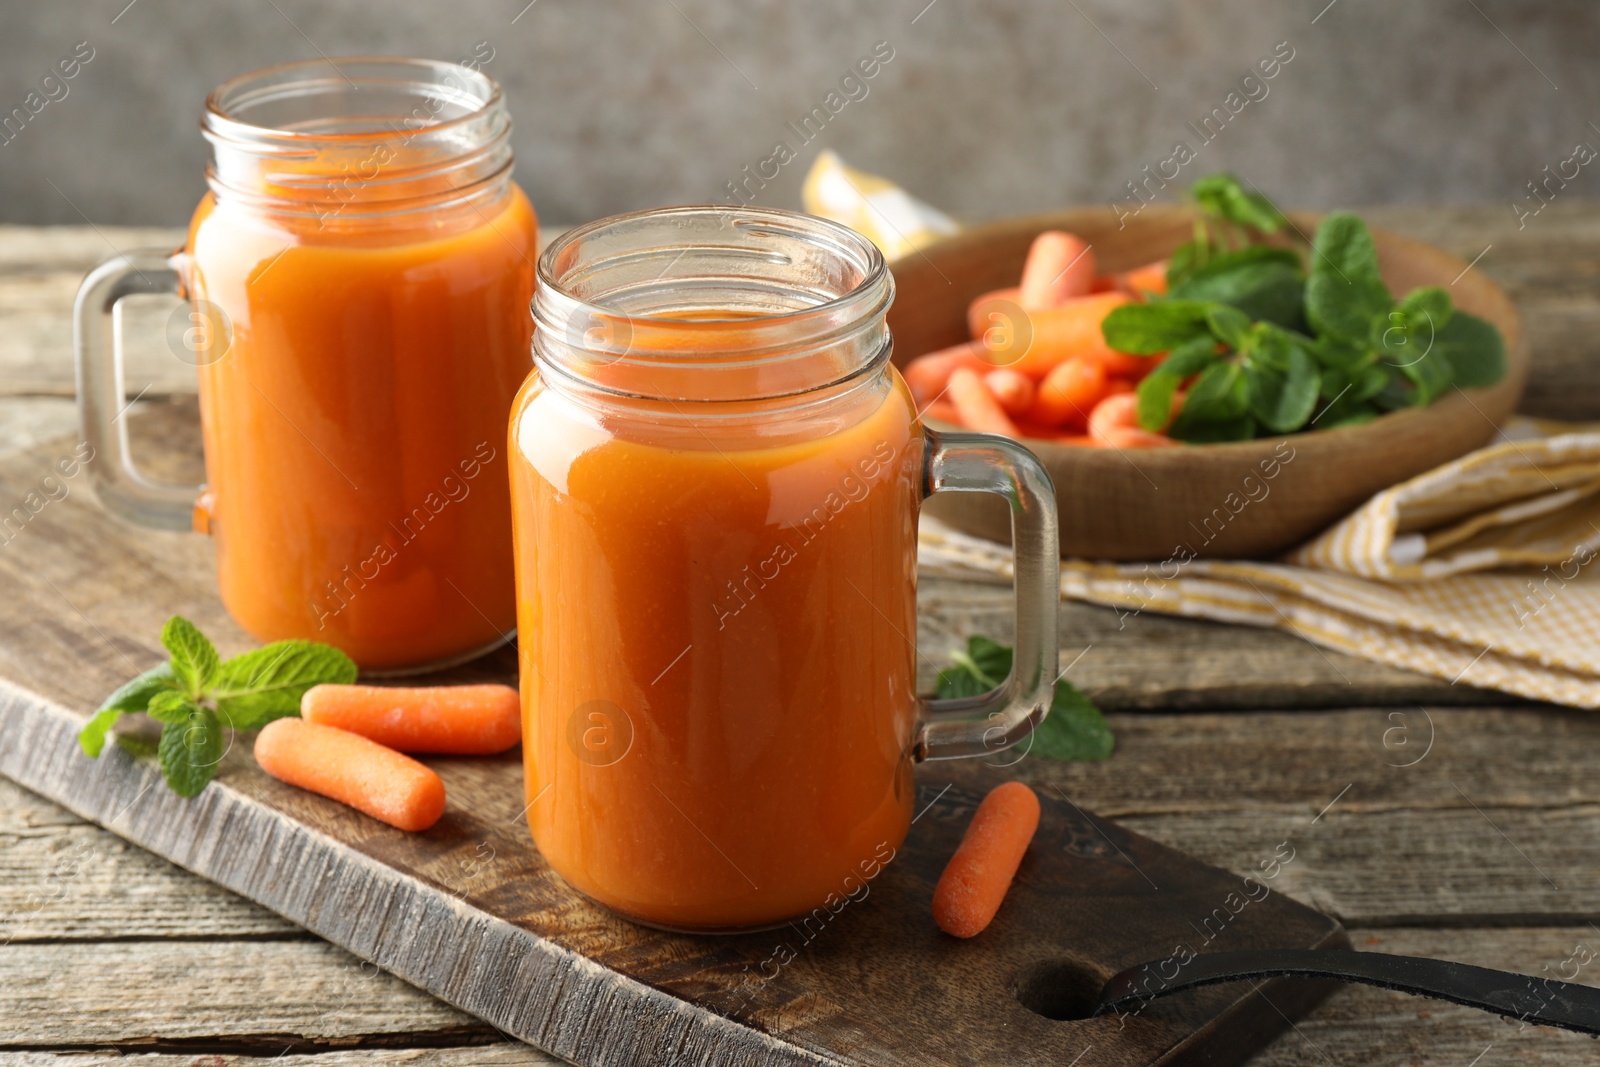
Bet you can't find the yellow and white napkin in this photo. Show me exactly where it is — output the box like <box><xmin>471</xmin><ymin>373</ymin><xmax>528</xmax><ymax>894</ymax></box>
<box><xmin>918</xmin><ymin>419</ymin><xmax>1600</xmax><ymax>707</ymax></box>
<box><xmin>801</xmin><ymin>150</ymin><xmax>959</xmax><ymax>261</ymax></box>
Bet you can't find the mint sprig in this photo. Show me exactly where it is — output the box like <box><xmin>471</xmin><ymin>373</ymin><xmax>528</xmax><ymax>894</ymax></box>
<box><xmin>78</xmin><ymin>615</ymin><xmax>357</xmax><ymax>797</ymax></box>
<box><xmin>934</xmin><ymin>635</ymin><xmax>1115</xmax><ymax>763</ymax></box>
<box><xmin>1100</xmin><ymin>178</ymin><xmax>1507</xmax><ymax>442</ymax></box>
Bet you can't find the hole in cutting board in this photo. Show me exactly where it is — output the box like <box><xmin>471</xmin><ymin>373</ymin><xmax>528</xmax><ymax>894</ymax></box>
<box><xmin>1012</xmin><ymin>958</ymin><xmax>1107</xmax><ymax>1021</ymax></box>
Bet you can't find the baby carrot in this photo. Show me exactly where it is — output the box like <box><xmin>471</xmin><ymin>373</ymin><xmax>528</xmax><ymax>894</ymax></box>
<box><xmin>983</xmin><ymin>368</ymin><xmax>1036</xmax><ymax>416</ymax></box>
<box><xmin>302</xmin><ymin>683</ymin><xmax>520</xmax><ymax>755</ymax></box>
<box><xmin>1090</xmin><ymin>392</ymin><xmax>1178</xmax><ymax>447</ymax></box>
<box><xmin>999</xmin><ymin>291</ymin><xmax>1131</xmax><ymax>378</ymax></box>
<box><xmin>1088</xmin><ymin>392</ymin><xmax>1140</xmax><ymax>443</ymax></box>
<box><xmin>1115</xmin><ymin>259</ymin><xmax>1169</xmax><ymax>299</ymax></box>
<box><xmin>947</xmin><ymin>367</ymin><xmax>1021</xmax><ymax>437</ymax></box>
<box><xmin>1019</xmin><ymin>231</ymin><xmax>1095</xmax><ymax>309</ymax></box>
<box><xmin>254</xmin><ymin>718</ymin><xmax>446</xmax><ymax>832</ymax></box>
<box><xmin>933</xmin><ymin>781</ymin><xmax>1041</xmax><ymax>938</ymax></box>
<box><xmin>920</xmin><ymin>399</ymin><xmax>961</xmax><ymax>425</ymax></box>
<box><xmin>967</xmin><ymin>286</ymin><xmax>1024</xmax><ymax>342</ymax></box>
<box><xmin>902</xmin><ymin>341</ymin><xmax>990</xmax><ymax>407</ymax></box>
<box><xmin>1029</xmin><ymin>357</ymin><xmax>1106</xmax><ymax>429</ymax></box>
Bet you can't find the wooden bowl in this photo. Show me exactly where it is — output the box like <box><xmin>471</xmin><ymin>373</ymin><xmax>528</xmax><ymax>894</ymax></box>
<box><xmin>888</xmin><ymin>205</ymin><xmax>1531</xmax><ymax>560</ymax></box>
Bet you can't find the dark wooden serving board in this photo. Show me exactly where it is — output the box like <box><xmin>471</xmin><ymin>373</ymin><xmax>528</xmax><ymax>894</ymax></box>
<box><xmin>0</xmin><ymin>401</ymin><xmax>1346</xmax><ymax>1067</ymax></box>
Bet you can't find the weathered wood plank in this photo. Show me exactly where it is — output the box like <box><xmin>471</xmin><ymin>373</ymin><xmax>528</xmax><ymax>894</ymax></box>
<box><xmin>0</xmin><ymin>939</ymin><xmax>497</xmax><ymax>1049</ymax></box>
<box><xmin>1020</xmin><ymin>707</ymin><xmax>1600</xmax><ymax>815</ymax></box>
<box><xmin>1252</xmin><ymin>925</ymin><xmax>1600</xmax><ymax>1067</ymax></box>
<box><xmin>0</xmin><ymin>927</ymin><xmax>1591</xmax><ymax>1065</ymax></box>
<box><xmin>1120</xmin><ymin>805</ymin><xmax>1600</xmax><ymax>927</ymax></box>
<box><xmin>921</xmin><ymin>579</ymin><xmax>1515</xmax><ymax>709</ymax></box>
<box><xmin>0</xmin><ymin>777</ymin><xmax>298</xmax><ymax>942</ymax></box>
<box><xmin>8</xmin><ymin>704</ymin><xmax>1600</xmax><ymax>943</ymax></box>
<box><xmin>0</xmin><ymin>1051</ymin><xmax>552</xmax><ymax>1066</ymax></box>
<box><xmin>0</xmin><ymin>678</ymin><xmax>1348</xmax><ymax>1067</ymax></box>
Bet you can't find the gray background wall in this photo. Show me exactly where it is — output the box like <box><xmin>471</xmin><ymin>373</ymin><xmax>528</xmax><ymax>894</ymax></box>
<box><xmin>0</xmin><ymin>1</ymin><xmax>1596</xmax><ymax>227</ymax></box>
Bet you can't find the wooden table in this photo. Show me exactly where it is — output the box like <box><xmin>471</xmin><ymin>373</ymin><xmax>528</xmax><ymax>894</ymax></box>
<box><xmin>4</xmin><ymin>205</ymin><xmax>1600</xmax><ymax>1066</ymax></box>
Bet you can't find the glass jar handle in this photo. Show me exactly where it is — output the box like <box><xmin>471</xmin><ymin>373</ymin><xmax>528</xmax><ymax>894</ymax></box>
<box><xmin>74</xmin><ymin>250</ymin><xmax>204</xmax><ymax>531</ymax></box>
<box><xmin>915</xmin><ymin>427</ymin><xmax>1060</xmax><ymax>761</ymax></box>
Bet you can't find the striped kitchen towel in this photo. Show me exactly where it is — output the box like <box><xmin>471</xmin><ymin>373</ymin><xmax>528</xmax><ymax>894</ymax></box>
<box><xmin>918</xmin><ymin>418</ymin><xmax>1600</xmax><ymax>707</ymax></box>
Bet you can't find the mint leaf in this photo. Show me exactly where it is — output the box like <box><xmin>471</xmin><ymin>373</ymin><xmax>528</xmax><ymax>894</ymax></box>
<box><xmin>1396</xmin><ymin>286</ymin><xmax>1453</xmax><ymax>331</ymax></box>
<box><xmin>965</xmin><ymin>636</ymin><xmax>1012</xmax><ymax>684</ymax></box>
<box><xmin>1171</xmin><ymin>255</ymin><xmax>1305</xmax><ymax>330</ymax></box>
<box><xmin>1190</xmin><ymin>173</ymin><xmax>1286</xmax><ymax>235</ymax></box>
<box><xmin>1393</xmin><ymin>347</ymin><xmax>1454</xmax><ymax>406</ymax></box>
<box><xmin>1205</xmin><ymin>304</ymin><xmax>1252</xmax><ymax>349</ymax></box>
<box><xmin>1306</xmin><ymin>213</ymin><xmax>1393</xmax><ymax>341</ymax></box>
<box><xmin>1247</xmin><ymin>341</ymin><xmax>1321</xmax><ymax>434</ymax></box>
<box><xmin>1172</xmin><ymin>415</ymin><xmax>1257</xmax><ymax>442</ymax></box>
<box><xmin>934</xmin><ymin>636</ymin><xmax>1114</xmax><ymax>763</ymax></box>
<box><xmin>79</xmin><ymin>663</ymin><xmax>177</xmax><ymax>757</ymax></box>
<box><xmin>146</xmin><ymin>689</ymin><xmax>196</xmax><ymax>725</ymax></box>
<box><xmin>935</xmin><ymin>635</ymin><xmax>1011</xmax><ymax>699</ymax></box>
<box><xmin>1137</xmin><ymin>336</ymin><xmax>1217</xmax><ymax>431</ymax></box>
<box><xmin>1309</xmin><ymin>333</ymin><xmax>1376</xmax><ymax>375</ymax></box>
<box><xmin>1172</xmin><ymin>360</ymin><xmax>1248</xmax><ymax>432</ymax></box>
<box><xmin>212</xmin><ymin>640</ymin><xmax>358</xmax><ymax>729</ymax></box>
<box><xmin>161</xmin><ymin>616</ymin><xmax>220</xmax><ymax>697</ymax></box>
<box><xmin>158</xmin><ymin>705</ymin><xmax>226</xmax><ymax>798</ymax></box>
<box><xmin>1029</xmin><ymin>680</ymin><xmax>1115</xmax><ymax>762</ymax></box>
<box><xmin>1100</xmin><ymin>300</ymin><xmax>1212</xmax><ymax>354</ymax></box>
<box><xmin>1432</xmin><ymin>310</ymin><xmax>1507</xmax><ymax>389</ymax></box>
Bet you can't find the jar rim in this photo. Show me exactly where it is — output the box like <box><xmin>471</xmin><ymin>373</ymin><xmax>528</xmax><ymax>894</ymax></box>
<box><xmin>533</xmin><ymin>205</ymin><xmax>895</xmax><ymax>405</ymax></box>
<box><xmin>536</xmin><ymin>204</ymin><xmax>890</xmax><ymax>328</ymax></box>
<box><xmin>202</xmin><ymin>56</ymin><xmax>501</xmax><ymax>149</ymax></box>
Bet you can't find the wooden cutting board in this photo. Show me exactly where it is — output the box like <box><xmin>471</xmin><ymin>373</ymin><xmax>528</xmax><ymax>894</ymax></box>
<box><xmin>0</xmin><ymin>400</ymin><xmax>1345</xmax><ymax>1066</ymax></box>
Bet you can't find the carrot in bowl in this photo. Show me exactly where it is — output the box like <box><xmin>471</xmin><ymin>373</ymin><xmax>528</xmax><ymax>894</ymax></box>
<box><xmin>967</xmin><ymin>286</ymin><xmax>1024</xmax><ymax>342</ymax></box>
<box><xmin>302</xmin><ymin>683</ymin><xmax>520</xmax><ymax>755</ymax></box>
<box><xmin>998</xmin><ymin>291</ymin><xmax>1131</xmax><ymax>378</ymax></box>
<box><xmin>983</xmin><ymin>368</ymin><xmax>1036</xmax><ymax>416</ymax></box>
<box><xmin>947</xmin><ymin>367</ymin><xmax>1021</xmax><ymax>437</ymax></box>
<box><xmin>1114</xmin><ymin>259</ymin><xmax>1169</xmax><ymax>299</ymax></box>
<box><xmin>902</xmin><ymin>341</ymin><xmax>990</xmax><ymax>407</ymax></box>
<box><xmin>1019</xmin><ymin>231</ymin><xmax>1095</xmax><ymax>309</ymax></box>
<box><xmin>1088</xmin><ymin>392</ymin><xmax>1140</xmax><ymax>441</ymax></box>
<box><xmin>1029</xmin><ymin>357</ymin><xmax>1106</xmax><ymax>429</ymax></box>
<box><xmin>933</xmin><ymin>781</ymin><xmax>1041</xmax><ymax>938</ymax></box>
<box><xmin>255</xmin><ymin>718</ymin><xmax>446</xmax><ymax>832</ymax></box>
<box><xmin>1089</xmin><ymin>393</ymin><xmax>1179</xmax><ymax>448</ymax></box>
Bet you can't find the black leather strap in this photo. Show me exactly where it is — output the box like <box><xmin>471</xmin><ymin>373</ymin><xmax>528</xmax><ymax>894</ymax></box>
<box><xmin>1096</xmin><ymin>949</ymin><xmax>1600</xmax><ymax>1036</ymax></box>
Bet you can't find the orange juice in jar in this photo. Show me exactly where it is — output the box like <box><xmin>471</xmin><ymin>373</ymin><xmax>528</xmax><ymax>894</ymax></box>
<box><xmin>511</xmin><ymin>206</ymin><xmax>1062</xmax><ymax>931</ymax></box>
<box><xmin>76</xmin><ymin>59</ymin><xmax>536</xmax><ymax>672</ymax></box>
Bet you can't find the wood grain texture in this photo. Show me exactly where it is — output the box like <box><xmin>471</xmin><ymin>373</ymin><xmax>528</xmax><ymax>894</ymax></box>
<box><xmin>0</xmin><ymin>940</ymin><xmax>494</xmax><ymax>1048</ymax></box>
<box><xmin>921</xmin><ymin>577</ymin><xmax>1516</xmax><ymax>709</ymax></box>
<box><xmin>0</xmin><ymin>679</ymin><xmax>1347</xmax><ymax>1067</ymax></box>
<box><xmin>1252</xmin><ymin>925</ymin><xmax>1600</xmax><ymax>1067</ymax></box>
<box><xmin>2</xmin><ymin>926</ymin><xmax>1593</xmax><ymax>1065</ymax></box>
<box><xmin>0</xmin><ymin>1051</ymin><xmax>553</xmax><ymax>1066</ymax></box>
<box><xmin>0</xmin><ymin>776</ymin><xmax>298</xmax><ymax>943</ymax></box>
<box><xmin>9</xmin><ymin>705</ymin><xmax>1600</xmax><ymax>943</ymax></box>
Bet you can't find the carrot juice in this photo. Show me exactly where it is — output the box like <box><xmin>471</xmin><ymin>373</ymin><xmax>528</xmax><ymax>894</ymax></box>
<box><xmin>187</xmin><ymin>188</ymin><xmax>535</xmax><ymax>669</ymax></box>
<box><xmin>512</xmin><ymin>363</ymin><xmax>922</xmax><ymax>929</ymax></box>
<box><xmin>174</xmin><ymin>59</ymin><xmax>534</xmax><ymax>671</ymax></box>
